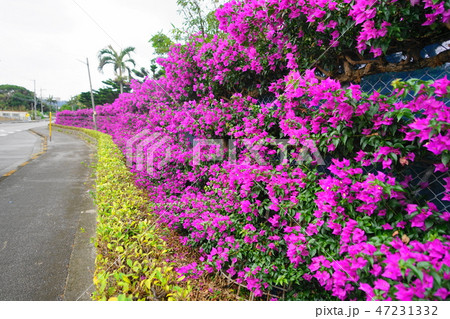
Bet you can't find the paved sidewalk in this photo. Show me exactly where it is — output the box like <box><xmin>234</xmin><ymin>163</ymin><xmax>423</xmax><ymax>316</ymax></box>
<box><xmin>0</xmin><ymin>126</ymin><xmax>96</xmax><ymax>300</ymax></box>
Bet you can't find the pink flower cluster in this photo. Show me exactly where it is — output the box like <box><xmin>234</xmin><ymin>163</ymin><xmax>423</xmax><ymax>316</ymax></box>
<box><xmin>56</xmin><ymin>0</ymin><xmax>450</xmax><ymax>300</ymax></box>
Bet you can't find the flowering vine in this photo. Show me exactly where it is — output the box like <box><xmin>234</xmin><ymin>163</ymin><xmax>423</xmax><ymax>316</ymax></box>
<box><xmin>57</xmin><ymin>0</ymin><xmax>450</xmax><ymax>300</ymax></box>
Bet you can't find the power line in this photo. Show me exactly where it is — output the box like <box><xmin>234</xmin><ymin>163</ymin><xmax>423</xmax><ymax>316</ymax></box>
<box><xmin>71</xmin><ymin>0</ymin><xmax>122</xmax><ymax>49</ymax></box>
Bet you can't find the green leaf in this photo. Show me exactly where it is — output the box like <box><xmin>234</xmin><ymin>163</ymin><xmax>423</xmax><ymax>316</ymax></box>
<box><xmin>342</xmin><ymin>134</ymin><xmax>348</xmax><ymax>145</ymax></box>
<box><xmin>442</xmin><ymin>153</ymin><xmax>450</xmax><ymax>166</ymax></box>
<box><xmin>116</xmin><ymin>246</ymin><xmax>124</xmax><ymax>253</ymax></box>
<box><xmin>117</xmin><ymin>294</ymin><xmax>132</xmax><ymax>301</ymax></box>
<box><xmin>425</xmin><ymin>220</ymin><xmax>434</xmax><ymax>229</ymax></box>
<box><xmin>416</xmin><ymin>261</ymin><xmax>430</xmax><ymax>270</ymax></box>
<box><xmin>409</xmin><ymin>265</ymin><xmax>424</xmax><ymax>281</ymax></box>
<box><xmin>430</xmin><ymin>271</ymin><xmax>442</xmax><ymax>286</ymax></box>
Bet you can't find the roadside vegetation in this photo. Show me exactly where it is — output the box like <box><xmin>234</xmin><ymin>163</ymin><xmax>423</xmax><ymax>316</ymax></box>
<box><xmin>56</xmin><ymin>0</ymin><xmax>450</xmax><ymax>301</ymax></box>
<box><xmin>55</xmin><ymin>124</ymin><xmax>239</xmax><ymax>301</ymax></box>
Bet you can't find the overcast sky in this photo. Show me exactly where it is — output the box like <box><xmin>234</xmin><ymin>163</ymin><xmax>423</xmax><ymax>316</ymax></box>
<box><xmin>0</xmin><ymin>0</ymin><xmax>184</xmax><ymax>101</ymax></box>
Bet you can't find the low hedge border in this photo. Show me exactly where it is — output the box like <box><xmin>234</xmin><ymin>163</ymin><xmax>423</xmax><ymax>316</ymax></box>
<box><xmin>54</xmin><ymin>125</ymin><xmax>191</xmax><ymax>301</ymax></box>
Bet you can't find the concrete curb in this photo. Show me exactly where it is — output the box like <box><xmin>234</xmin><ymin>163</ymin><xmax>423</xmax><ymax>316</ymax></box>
<box><xmin>63</xmin><ymin>209</ymin><xmax>97</xmax><ymax>301</ymax></box>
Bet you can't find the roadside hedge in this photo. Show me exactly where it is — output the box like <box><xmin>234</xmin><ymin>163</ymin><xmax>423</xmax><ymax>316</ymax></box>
<box><xmin>55</xmin><ymin>0</ymin><xmax>450</xmax><ymax>301</ymax></box>
<box><xmin>54</xmin><ymin>125</ymin><xmax>191</xmax><ymax>301</ymax></box>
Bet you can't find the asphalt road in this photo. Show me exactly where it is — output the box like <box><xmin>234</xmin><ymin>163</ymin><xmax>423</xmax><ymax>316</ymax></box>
<box><xmin>0</xmin><ymin>121</ymin><xmax>48</xmax><ymax>176</ymax></box>
<box><xmin>0</xmin><ymin>124</ymin><xmax>96</xmax><ymax>300</ymax></box>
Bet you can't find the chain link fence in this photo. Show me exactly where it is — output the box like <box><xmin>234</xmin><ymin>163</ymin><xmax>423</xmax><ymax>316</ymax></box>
<box><xmin>256</xmin><ymin>50</ymin><xmax>450</xmax><ymax>213</ymax></box>
<box><xmin>361</xmin><ymin>63</ymin><xmax>450</xmax><ymax>105</ymax></box>
<box><xmin>361</xmin><ymin>44</ymin><xmax>450</xmax><ymax>213</ymax></box>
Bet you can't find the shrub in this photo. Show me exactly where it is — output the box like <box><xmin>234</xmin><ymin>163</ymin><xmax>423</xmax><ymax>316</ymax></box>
<box><xmin>55</xmin><ymin>0</ymin><xmax>450</xmax><ymax>300</ymax></box>
<box><xmin>54</xmin><ymin>125</ymin><xmax>192</xmax><ymax>301</ymax></box>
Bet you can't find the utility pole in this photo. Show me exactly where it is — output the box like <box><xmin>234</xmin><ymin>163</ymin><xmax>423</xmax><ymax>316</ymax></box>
<box><xmin>86</xmin><ymin>58</ymin><xmax>97</xmax><ymax>130</ymax></box>
<box><xmin>40</xmin><ymin>88</ymin><xmax>45</xmax><ymax>113</ymax></box>
<box><xmin>33</xmin><ymin>80</ymin><xmax>37</xmax><ymax>120</ymax></box>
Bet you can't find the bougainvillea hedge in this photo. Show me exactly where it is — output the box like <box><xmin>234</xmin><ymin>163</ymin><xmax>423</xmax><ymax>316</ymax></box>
<box><xmin>57</xmin><ymin>0</ymin><xmax>450</xmax><ymax>300</ymax></box>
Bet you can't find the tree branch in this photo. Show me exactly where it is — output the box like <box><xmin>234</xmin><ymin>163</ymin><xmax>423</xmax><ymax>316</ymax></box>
<box><xmin>333</xmin><ymin>49</ymin><xmax>450</xmax><ymax>84</ymax></box>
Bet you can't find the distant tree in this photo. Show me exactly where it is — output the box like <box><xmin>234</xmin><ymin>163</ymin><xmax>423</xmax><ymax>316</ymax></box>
<box><xmin>60</xmin><ymin>95</ymin><xmax>85</xmax><ymax>111</ymax></box>
<box><xmin>101</xmin><ymin>79</ymin><xmax>127</xmax><ymax>93</ymax></box>
<box><xmin>98</xmin><ymin>45</ymin><xmax>136</xmax><ymax>94</ymax></box>
<box><xmin>37</xmin><ymin>98</ymin><xmax>51</xmax><ymax>113</ymax></box>
<box><xmin>78</xmin><ymin>92</ymin><xmax>94</xmax><ymax>109</ymax></box>
<box><xmin>0</xmin><ymin>84</ymin><xmax>34</xmax><ymax>110</ymax></box>
<box><xmin>132</xmin><ymin>60</ymin><xmax>165</xmax><ymax>81</ymax></box>
<box><xmin>46</xmin><ymin>95</ymin><xmax>57</xmax><ymax>113</ymax></box>
<box><xmin>150</xmin><ymin>58</ymin><xmax>166</xmax><ymax>79</ymax></box>
<box><xmin>146</xmin><ymin>32</ymin><xmax>176</xmax><ymax>80</ymax></box>
<box><xmin>149</xmin><ymin>32</ymin><xmax>174</xmax><ymax>55</ymax></box>
<box><xmin>146</xmin><ymin>1</ymin><xmax>224</xmax><ymax>78</ymax></box>
<box><xmin>132</xmin><ymin>66</ymin><xmax>150</xmax><ymax>81</ymax></box>
<box><xmin>173</xmin><ymin>0</ymin><xmax>223</xmax><ymax>40</ymax></box>
<box><xmin>78</xmin><ymin>79</ymin><xmax>130</xmax><ymax>108</ymax></box>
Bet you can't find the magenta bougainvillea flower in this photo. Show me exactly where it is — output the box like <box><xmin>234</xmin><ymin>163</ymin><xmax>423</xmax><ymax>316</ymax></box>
<box><xmin>56</xmin><ymin>0</ymin><xmax>450</xmax><ymax>301</ymax></box>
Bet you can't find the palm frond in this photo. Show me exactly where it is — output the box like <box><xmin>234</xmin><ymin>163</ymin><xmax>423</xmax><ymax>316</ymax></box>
<box><xmin>98</xmin><ymin>56</ymin><xmax>115</xmax><ymax>72</ymax></box>
<box><xmin>120</xmin><ymin>46</ymin><xmax>136</xmax><ymax>57</ymax></box>
<box><xmin>124</xmin><ymin>58</ymin><xmax>136</xmax><ymax>67</ymax></box>
<box><xmin>97</xmin><ymin>45</ymin><xmax>136</xmax><ymax>79</ymax></box>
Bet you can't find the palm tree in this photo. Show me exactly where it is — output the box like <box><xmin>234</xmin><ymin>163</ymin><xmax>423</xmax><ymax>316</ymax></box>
<box><xmin>97</xmin><ymin>45</ymin><xmax>136</xmax><ymax>94</ymax></box>
<box><xmin>47</xmin><ymin>95</ymin><xmax>57</xmax><ymax>113</ymax></box>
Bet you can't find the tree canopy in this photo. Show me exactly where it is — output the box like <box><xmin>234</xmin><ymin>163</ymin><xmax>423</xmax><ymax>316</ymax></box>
<box><xmin>0</xmin><ymin>84</ymin><xmax>35</xmax><ymax>110</ymax></box>
<box><xmin>77</xmin><ymin>80</ymin><xmax>130</xmax><ymax>108</ymax></box>
<box><xmin>146</xmin><ymin>0</ymin><xmax>225</xmax><ymax>78</ymax></box>
<box><xmin>98</xmin><ymin>45</ymin><xmax>136</xmax><ymax>94</ymax></box>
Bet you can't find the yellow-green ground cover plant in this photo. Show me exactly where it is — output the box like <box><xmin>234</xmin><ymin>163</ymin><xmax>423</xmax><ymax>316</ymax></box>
<box><xmin>55</xmin><ymin>125</ymin><xmax>238</xmax><ymax>301</ymax></box>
